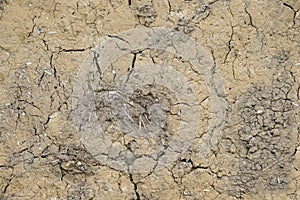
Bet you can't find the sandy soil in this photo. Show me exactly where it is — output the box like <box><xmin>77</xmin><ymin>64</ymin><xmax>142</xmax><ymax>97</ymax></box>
<box><xmin>0</xmin><ymin>0</ymin><xmax>299</xmax><ymax>199</ymax></box>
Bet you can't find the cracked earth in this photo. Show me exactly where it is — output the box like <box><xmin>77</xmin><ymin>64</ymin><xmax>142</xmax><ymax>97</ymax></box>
<box><xmin>0</xmin><ymin>0</ymin><xmax>299</xmax><ymax>199</ymax></box>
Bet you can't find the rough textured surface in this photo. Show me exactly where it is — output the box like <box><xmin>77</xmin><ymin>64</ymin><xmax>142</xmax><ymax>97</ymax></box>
<box><xmin>0</xmin><ymin>0</ymin><xmax>299</xmax><ymax>199</ymax></box>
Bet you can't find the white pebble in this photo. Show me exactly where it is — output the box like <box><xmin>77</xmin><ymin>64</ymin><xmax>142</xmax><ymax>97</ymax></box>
<box><xmin>256</xmin><ymin>110</ymin><xmax>263</xmax><ymax>114</ymax></box>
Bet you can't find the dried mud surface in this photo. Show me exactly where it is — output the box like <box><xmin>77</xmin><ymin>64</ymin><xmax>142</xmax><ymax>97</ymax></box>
<box><xmin>0</xmin><ymin>0</ymin><xmax>299</xmax><ymax>199</ymax></box>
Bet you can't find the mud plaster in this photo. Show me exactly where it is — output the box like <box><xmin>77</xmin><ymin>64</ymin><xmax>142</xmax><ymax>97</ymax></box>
<box><xmin>0</xmin><ymin>0</ymin><xmax>299</xmax><ymax>199</ymax></box>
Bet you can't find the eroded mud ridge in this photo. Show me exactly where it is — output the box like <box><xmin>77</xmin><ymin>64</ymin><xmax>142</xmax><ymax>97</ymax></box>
<box><xmin>0</xmin><ymin>0</ymin><xmax>299</xmax><ymax>199</ymax></box>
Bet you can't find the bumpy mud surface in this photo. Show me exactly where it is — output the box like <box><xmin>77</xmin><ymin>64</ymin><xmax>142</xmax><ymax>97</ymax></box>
<box><xmin>0</xmin><ymin>0</ymin><xmax>299</xmax><ymax>199</ymax></box>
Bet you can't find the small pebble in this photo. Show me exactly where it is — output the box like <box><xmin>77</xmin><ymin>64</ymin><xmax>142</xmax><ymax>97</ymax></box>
<box><xmin>256</xmin><ymin>110</ymin><xmax>263</xmax><ymax>114</ymax></box>
<box><xmin>38</xmin><ymin>28</ymin><xmax>44</xmax><ymax>35</ymax></box>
